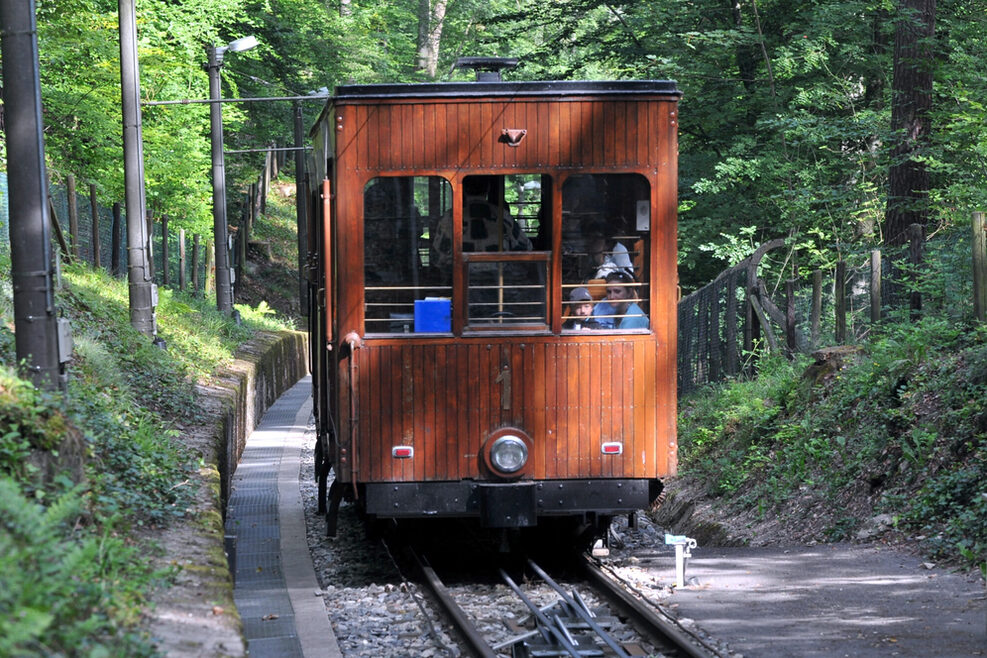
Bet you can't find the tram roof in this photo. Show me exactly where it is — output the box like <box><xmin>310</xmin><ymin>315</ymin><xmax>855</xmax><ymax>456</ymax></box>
<box><xmin>331</xmin><ymin>79</ymin><xmax>681</xmax><ymax>102</ymax></box>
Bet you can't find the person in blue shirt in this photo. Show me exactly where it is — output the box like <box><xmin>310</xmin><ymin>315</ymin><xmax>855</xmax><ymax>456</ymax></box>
<box><xmin>591</xmin><ymin>271</ymin><xmax>649</xmax><ymax>329</ymax></box>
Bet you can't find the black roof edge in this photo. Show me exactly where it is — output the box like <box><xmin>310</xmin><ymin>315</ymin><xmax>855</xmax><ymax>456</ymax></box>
<box><xmin>331</xmin><ymin>79</ymin><xmax>681</xmax><ymax>101</ymax></box>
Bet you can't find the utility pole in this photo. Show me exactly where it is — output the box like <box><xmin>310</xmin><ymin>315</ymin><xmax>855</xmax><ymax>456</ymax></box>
<box><xmin>1</xmin><ymin>0</ymin><xmax>71</xmax><ymax>390</ymax></box>
<box><xmin>119</xmin><ymin>0</ymin><xmax>158</xmax><ymax>339</ymax></box>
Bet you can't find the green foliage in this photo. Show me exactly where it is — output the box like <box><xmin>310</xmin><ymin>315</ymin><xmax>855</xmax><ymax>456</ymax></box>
<box><xmin>0</xmin><ymin>367</ymin><xmax>190</xmax><ymax>654</ymax></box>
<box><xmin>679</xmin><ymin>317</ymin><xmax>987</xmax><ymax>571</ymax></box>
<box><xmin>0</xmin><ymin>478</ymin><xmax>162</xmax><ymax>656</ymax></box>
<box><xmin>0</xmin><ymin>247</ymin><xmax>278</xmax><ymax>652</ymax></box>
<box><xmin>0</xmin><ymin>368</ymin><xmax>68</xmax><ymax>480</ymax></box>
<box><xmin>13</xmin><ymin>0</ymin><xmax>987</xmax><ymax>293</ymax></box>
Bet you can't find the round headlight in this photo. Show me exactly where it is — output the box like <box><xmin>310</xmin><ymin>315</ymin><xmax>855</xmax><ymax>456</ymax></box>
<box><xmin>489</xmin><ymin>435</ymin><xmax>528</xmax><ymax>474</ymax></box>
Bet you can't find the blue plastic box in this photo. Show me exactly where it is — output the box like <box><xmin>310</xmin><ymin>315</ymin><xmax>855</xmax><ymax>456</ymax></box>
<box><xmin>414</xmin><ymin>298</ymin><xmax>451</xmax><ymax>333</ymax></box>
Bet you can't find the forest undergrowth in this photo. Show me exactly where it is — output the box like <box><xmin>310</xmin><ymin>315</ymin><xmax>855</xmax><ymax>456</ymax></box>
<box><xmin>676</xmin><ymin>316</ymin><xmax>987</xmax><ymax>576</ymax></box>
<box><xmin>0</xmin><ymin>250</ymin><xmax>292</xmax><ymax>655</ymax></box>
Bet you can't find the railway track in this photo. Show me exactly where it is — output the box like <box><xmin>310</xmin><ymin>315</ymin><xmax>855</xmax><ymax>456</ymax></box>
<box><xmin>403</xmin><ymin>545</ymin><xmax>722</xmax><ymax>658</ymax></box>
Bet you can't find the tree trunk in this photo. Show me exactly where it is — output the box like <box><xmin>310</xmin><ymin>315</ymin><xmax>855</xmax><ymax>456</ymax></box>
<box><xmin>727</xmin><ymin>0</ymin><xmax>760</xmax><ymax>127</ymax></box>
<box><xmin>884</xmin><ymin>0</ymin><xmax>935</xmax><ymax>246</ymax></box>
<box><xmin>416</xmin><ymin>0</ymin><xmax>448</xmax><ymax>78</ymax></box>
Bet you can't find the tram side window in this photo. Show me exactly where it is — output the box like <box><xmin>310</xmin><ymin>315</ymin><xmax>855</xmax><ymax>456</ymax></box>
<box><xmin>561</xmin><ymin>174</ymin><xmax>650</xmax><ymax>332</ymax></box>
<box><xmin>364</xmin><ymin>176</ymin><xmax>452</xmax><ymax>334</ymax></box>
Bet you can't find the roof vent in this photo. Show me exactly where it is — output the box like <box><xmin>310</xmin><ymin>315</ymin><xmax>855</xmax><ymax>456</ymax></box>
<box><xmin>454</xmin><ymin>57</ymin><xmax>518</xmax><ymax>82</ymax></box>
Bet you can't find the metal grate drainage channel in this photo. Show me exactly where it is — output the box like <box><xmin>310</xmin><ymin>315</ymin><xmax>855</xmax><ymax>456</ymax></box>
<box><xmin>224</xmin><ymin>375</ymin><xmax>340</xmax><ymax>657</ymax></box>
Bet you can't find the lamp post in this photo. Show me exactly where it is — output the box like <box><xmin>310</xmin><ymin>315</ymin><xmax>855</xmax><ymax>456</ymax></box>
<box><xmin>206</xmin><ymin>35</ymin><xmax>258</xmax><ymax>313</ymax></box>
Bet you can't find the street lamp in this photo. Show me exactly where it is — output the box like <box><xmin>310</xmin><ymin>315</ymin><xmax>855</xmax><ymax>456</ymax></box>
<box><xmin>206</xmin><ymin>35</ymin><xmax>258</xmax><ymax>313</ymax></box>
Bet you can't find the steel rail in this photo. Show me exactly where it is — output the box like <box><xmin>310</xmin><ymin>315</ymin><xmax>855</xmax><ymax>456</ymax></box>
<box><xmin>578</xmin><ymin>555</ymin><xmax>720</xmax><ymax>658</ymax></box>
<box><xmin>409</xmin><ymin>551</ymin><xmax>497</xmax><ymax>658</ymax></box>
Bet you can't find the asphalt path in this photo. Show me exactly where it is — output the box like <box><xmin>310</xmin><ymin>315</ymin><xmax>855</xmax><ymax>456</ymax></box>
<box><xmin>668</xmin><ymin>543</ymin><xmax>985</xmax><ymax>657</ymax></box>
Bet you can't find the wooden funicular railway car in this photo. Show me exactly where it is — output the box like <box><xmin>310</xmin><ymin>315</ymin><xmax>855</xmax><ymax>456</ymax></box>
<box><xmin>306</xmin><ymin>58</ymin><xmax>681</xmax><ymax>546</ymax></box>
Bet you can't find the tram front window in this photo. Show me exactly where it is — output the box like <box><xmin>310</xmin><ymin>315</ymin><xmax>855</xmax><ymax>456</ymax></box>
<box><xmin>363</xmin><ymin>176</ymin><xmax>452</xmax><ymax>334</ymax></box>
<box><xmin>456</xmin><ymin>174</ymin><xmax>549</xmax><ymax>329</ymax></box>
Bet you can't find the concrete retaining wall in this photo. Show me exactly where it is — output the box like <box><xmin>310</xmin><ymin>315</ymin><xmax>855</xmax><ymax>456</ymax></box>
<box><xmin>216</xmin><ymin>331</ymin><xmax>310</xmax><ymax>508</ymax></box>
<box><xmin>147</xmin><ymin>329</ymin><xmax>309</xmax><ymax>656</ymax></box>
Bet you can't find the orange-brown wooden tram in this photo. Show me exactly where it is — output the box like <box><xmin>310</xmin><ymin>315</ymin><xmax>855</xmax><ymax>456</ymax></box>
<box><xmin>306</xmin><ymin>60</ymin><xmax>680</xmax><ymax>544</ymax></box>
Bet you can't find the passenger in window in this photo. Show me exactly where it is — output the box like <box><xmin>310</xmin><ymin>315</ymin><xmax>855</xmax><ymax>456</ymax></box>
<box><xmin>587</xmin><ymin>231</ymin><xmax>634</xmax><ymax>280</ymax></box>
<box><xmin>591</xmin><ymin>271</ymin><xmax>648</xmax><ymax>329</ymax></box>
<box><xmin>563</xmin><ymin>287</ymin><xmax>601</xmax><ymax>330</ymax></box>
<box><xmin>430</xmin><ymin>176</ymin><xmax>532</xmax><ymax>272</ymax></box>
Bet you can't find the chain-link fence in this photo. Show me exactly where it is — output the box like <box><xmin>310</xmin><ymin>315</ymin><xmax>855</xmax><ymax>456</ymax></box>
<box><xmin>42</xmin><ymin>181</ymin><xmax>208</xmax><ymax>292</ymax></box>
<box><xmin>2</xmin><ymin>142</ymin><xmax>285</xmax><ymax>297</ymax></box>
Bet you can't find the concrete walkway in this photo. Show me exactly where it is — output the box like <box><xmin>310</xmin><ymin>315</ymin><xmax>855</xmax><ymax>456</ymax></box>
<box><xmin>225</xmin><ymin>375</ymin><xmax>341</xmax><ymax>657</ymax></box>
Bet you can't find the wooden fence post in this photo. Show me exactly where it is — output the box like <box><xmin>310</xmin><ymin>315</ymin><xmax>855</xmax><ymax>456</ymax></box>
<box><xmin>251</xmin><ymin>181</ymin><xmax>259</xmax><ymax>234</ymax></box>
<box><xmin>244</xmin><ymin>190</ymin><xmax>253</xmax><ymax>243</ymax></box>
<box><xmin>46</xmin><ymin>194</ymin><xmax>72</xmax><ymax>263</ymax></box>
<box><xmin>870</xmin><ymin>249</ymin><xmax>882</xmax><ymax>324</ymax></box>
<box><xmin>724</xmin><ymin>272</ymin><xmax>739</xmax><ymax>375</ymax></box>
<box><xmin>810</xmin><ymin>269</ymin><xmax>822</xmax><ymax>348</ymax></box>
<box><xmin>89</xmin><ymin>183</ymin><xmax>100</xmax><ymax>268</ymax></box>
<box><xmin>178</xmin><ymin>228</ymin><xmax>187</xmax><ymax>292</ymax></box>
<box><xmin>744</xmin><ymin>289</ymin><xmax>757</xmax><ymax>373</ymax></box>
<box><xmin>111</xmin><ymin>202</ymin><xmax>122</xmax><ymax>276</ymax></box>
<box><xmin>909</xmin><ymin>223</ymin><xmax>924</xmax><ymax>320</ymax></box>
<box><xmin>835</xmin><ymin>260</ymin><xmax>847</xmax><ymax>343</ymax></box>
<box><xmin>192</xmin><ymin>233</ymin><xmax>201</xmax><ymax>295</ymax></box>
<box><xmin>709</xmin><ymin>282</ymin><xmax>721</xmax><ymax>381</ymax></box>
<box><xmin>697</xmin><ymin>294</ymin><xmax>709</xmax><ymax>385</ymax></box>
<box><xmin>973</xmin><ymin>211</ymin><xmax>986</xmax><ymax>322</ymax></box>
<box><xmin>205</xmin><ymin>239</ymin><xmax>215</xmax><ymax>294</ymax></box>
<box><xmin>786</xmin><ymin>279</ymin><xmax>796</xmax><ymax>353</ymax></box>
<box><xmin>161</xmin><ymin>215</ymin><xmax>170</xmax><ymax>286</ymax></box>
<box><xmin>146</xmin><ymin>212</ymin><xmax>155</xmax><ymax>280</ymax></box>
<box><xmin>67</xmin><ymin>174</ymin><xmax>79</xmax><ymax>259</ymax></box>
<box><xmin>260</xmin><ymin>148</ymin><xmax>270</xmax><ymax>214</ymax></box>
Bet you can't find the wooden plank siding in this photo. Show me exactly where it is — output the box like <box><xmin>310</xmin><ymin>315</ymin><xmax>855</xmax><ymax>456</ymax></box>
<box><xmin>326</xmin><ymin>87</ymin><xmax>680</xmax><ymax>489</ymax></box>
<box><xmin>339</xmin><ymin>339</ymin><xmax>670</xmax><ymax>483</ymax></box>
<box><xmin>333</xmin><ymin>97</ymin><xmax>670</xmax><ymax>173</ymax></box>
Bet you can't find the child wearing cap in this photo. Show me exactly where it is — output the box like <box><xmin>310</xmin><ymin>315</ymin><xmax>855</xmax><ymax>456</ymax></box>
<box><xmin>564</xmin><ymin>286</ymin><xmax>601</xmax><ymax>330</ymax></box>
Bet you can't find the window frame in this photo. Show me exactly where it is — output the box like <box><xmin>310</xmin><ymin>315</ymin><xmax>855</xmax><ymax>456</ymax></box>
<box><xmin>359</xmin><ymin>171</ymin><xmax>653</xmax><ymax>337</ymax></box>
